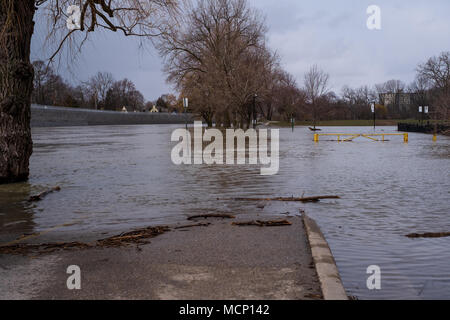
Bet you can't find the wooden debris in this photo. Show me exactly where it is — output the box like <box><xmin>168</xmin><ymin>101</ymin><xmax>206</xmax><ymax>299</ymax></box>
<box><xmin>232</xmin><ymin>219</ymin><xmax>292</xmax><ymax>227</ymax></box>
<box><xmin>174</xmin><ymin>223</ymin><xmax>211</xmax><ymax>230</ymax></box>
<box><xmin>97</xmin><ymin>226</ymin><xmax>170</xmax><ymax>247</ymax></box>
<box><xmin>187</xmin><ymin>214</ymin><xmax>235</xmax><ymax>221</ymax></box>
<box><xmin>233</xmin><ymin>195</ymin><xmax>340</xmax><ymax>203</ymax></box>
<box><xmin>0</xmin><ymin>226</ymin><xmax>170</xmax><ymax>255</ymax></box>
<box><xmin>0</xmin><ymin>242</ymin><xmax>92</xmax><ymax>255</ymax></box>
<box><xmin>28</xmin><ymin>186</ymin><xmax>61</xmax><ymax>202</ymax></box>
<box><xmin>304</xmin><ymin>293</ymin><xmax>323</xmax><ymax>300</ymax></box>
<box><xmin>406</xmin><ymin>232</ymin><xmax>450</xmax><ymax>239</ymax></box>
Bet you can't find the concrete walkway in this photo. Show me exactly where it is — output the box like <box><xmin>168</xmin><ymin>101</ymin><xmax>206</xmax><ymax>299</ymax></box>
<box><xmin>0</xmin><ymin>215</ymin><xmax>322</xmax><ymax>300</ymax></box>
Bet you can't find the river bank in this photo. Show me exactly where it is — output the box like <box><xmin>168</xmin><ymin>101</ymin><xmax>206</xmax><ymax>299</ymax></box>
<box><xmin>398</xmin><ymin>122</ymin><xmax>450</xmax><ymax>135</ymax></box>
<box><xmin>267</xmin><ymin>119</ymin><xmax>413</xmax><ymax>127</ymax></box>
<box><xmin>0</xmin><ymin>215</ymin><xmax>329</xmax><ymax>300</ymax></box>
<box><xmin>31</xmin><ymin>104</ymin><xmax>193</xmax><ymax>127</ymax></box>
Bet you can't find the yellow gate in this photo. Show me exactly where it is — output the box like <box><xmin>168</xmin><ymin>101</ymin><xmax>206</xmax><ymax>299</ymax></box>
<box><xmin>314</xmin><ymin>133</ymin><xmax>408</xmax><ymax>143</ymax></box>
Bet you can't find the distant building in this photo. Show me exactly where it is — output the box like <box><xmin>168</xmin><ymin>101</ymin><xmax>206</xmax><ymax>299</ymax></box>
<box><xmin>121</xmin><ymin>106</ymin><xmax>128</xmax><ymax>113</ymax></box>
<box><xmin>379</xmin><ymin>92</ymin><xmax>417</xmax><ymax>116</ymax></box>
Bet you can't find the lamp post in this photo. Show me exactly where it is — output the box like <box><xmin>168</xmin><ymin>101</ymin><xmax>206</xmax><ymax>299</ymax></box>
<box><xmin>371</xmin><ymin>101</ymin><xmax>376</xmax><ymax>130</ymax></box>
<box><xmin>252</xmin><ymin>93</ymin><xmax>258</xmax><ymax>129</ymax></box>
<box><xmin>419</xmin><ymin>106</ymin><xmax>424</xmax><ymax>125</ymax></box>
<box><xmin>183</xmin><ymin>97</ymin><xmax>189</xmax><ymax>130</ymax></box>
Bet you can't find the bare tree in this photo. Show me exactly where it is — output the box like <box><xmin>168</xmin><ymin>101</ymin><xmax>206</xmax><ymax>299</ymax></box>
<box><xmin>408</xmin><ymin>76</ymin><xmax>431</xmax><ymax>114</ymax></box>
<box><xmin>375</xmin><ymin>79</ymin><xmax>406</xmax><ymax>117</ymax></box>
<box><xmin>384</xmin><ymin>79</ymin><xmax>406</xmax><ymax>93</ymax></box>
<box><xmin>342</xmin><ymin>85</ymin><xmax>376</xmax><ymax>120</ymax></box>
<box><xmin>417</xmin><ymin>51</ymin><xmax>450</xmax><ymax>93</ymax></box>
<box><xmin>417</xmin><ymin>51</ymin><xmax>450</xmax><ymax>121</ymax></box>
<box><xmin>269</xmin><ymin>70</ymin><xmax>305</xmax><ymax>121</ymax></box>
<box><xmin>0</xmin><ymin>0</ymin><xmax>177</xmax><ymax>183</ymax></box>
<box><xmin>304</xmin><ymin>65</ymin><xmax>329</xmax><ymax>129</ymax></box>
<box><xmin>158</xmin><ymin>0</ymin><xmax>276</xmax><ymax>128</ymax></box>
<box><xmin>85</xmin><ymin>72</ymin><xmax>114</xmax><ymax>109</ymax></box>
<box><xmin>105</xmin><ymin>78</ymin><xmax>144</xmax><ymax>111</ymax></box>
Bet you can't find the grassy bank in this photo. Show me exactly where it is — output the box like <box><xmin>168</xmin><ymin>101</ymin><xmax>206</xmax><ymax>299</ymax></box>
<box><xmin>267</xmin><ymin>119</ymin><xmax>440</xmax><ymax>127</ymax></box>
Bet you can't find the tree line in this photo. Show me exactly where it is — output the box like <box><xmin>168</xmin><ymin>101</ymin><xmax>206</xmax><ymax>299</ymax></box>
<box><xmin>32</xmin><ymin>61</ymin><xmax>146</xmax><ymax>111</ymax></box>
<box><xmin>31</xmin><ymin>61</ymin><xmax>191</xmax><ymax>113</ymax></box>
<box><xmin>30</xmin><ymin>0</ymin><xmax>450</xmax><ymax>125</ymax></box>
<box><xmin>156</xmin><ymin>0</ymin><xmax>450</xmax><ymax>126</ymax></box>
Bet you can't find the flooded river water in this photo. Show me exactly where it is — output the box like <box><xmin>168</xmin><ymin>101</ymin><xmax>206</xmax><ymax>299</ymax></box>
<box><xmin>0</xmin><ymin>125</ymin><xmax>449</xmax><ymax>299</ymax></box>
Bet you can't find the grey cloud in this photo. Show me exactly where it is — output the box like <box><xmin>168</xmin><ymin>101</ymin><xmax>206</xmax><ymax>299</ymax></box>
<box><xmin>31</xmin><ymin>0</ymin><xmax>450</xmax><ymax>100</ymax></box>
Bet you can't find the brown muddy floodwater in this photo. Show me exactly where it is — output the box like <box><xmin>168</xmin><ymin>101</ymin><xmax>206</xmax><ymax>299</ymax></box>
<box><xmin>0</xmin><ymin>125</ymin><xmax>449</xmax><ymax>299</ymax></box>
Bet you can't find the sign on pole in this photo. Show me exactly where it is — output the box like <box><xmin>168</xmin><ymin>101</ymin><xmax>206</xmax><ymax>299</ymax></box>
<box><xmin>183</xmin><ymin>98</ymin><xmax>189</xmax><ymax>108</ymax></box>
<box><xmin>424</xmin><ymin>106</ymin><xmax>429</xmax><ymax>114</ymax></box>
<box><xmin>419</xmin><ymin>106</ymin><xmax>423</xmax><ymax>113</ymax></box>
<box><xmin>371</xmin><ymin>103</ymin><xmax>375</xmax><ymax>113</ymax></box>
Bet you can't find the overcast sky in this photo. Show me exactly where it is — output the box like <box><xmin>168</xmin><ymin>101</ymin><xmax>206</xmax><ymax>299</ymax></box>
<box><xmin>31</xmin><ymin>0</ymin><xmax>450</xmax><ymax>101</ymax></box>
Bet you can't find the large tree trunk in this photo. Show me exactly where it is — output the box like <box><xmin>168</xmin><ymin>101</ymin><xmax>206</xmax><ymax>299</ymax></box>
<box><xmin>0</xmin><ymin>1</ymin><xmax>35</xmax><ymax>184</ymax></box>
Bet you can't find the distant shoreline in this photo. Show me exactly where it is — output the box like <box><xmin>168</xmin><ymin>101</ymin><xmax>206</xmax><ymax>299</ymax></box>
<box><xmin>267</xmin><ymin>119</ymin><xmax>440</xmax><ymax>127</ymax></box>
<box><xmin>31</xmin><ymin>104</ymin><xmax>193</xmax><ymax>128</ymax></box>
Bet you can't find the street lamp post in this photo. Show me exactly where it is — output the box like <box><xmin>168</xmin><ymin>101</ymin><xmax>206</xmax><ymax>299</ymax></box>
<box><xmin>419</xmin><ymin>106</ymin><xmax>424</xmax><ymax>125</ymax></box>
<box><xmin>183</xmin><ymin>97</ymin><xmax>189</xmax><ymax>130</ymax></box>
<box><xmin>371</xmin><ymin>102</ymin><xmax>376</xmax><ymax>130</ymax></box>
<box><xmin>252</xmin><ymin>94</ymin><xmax>257</xmax><ymax>129</ymax></box>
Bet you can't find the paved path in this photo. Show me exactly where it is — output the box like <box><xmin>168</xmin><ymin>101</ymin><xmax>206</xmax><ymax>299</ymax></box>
<box><xmin>0</xmin><ymin>215</ymin><xmax>322</xmax><ymax>300</ymax></box>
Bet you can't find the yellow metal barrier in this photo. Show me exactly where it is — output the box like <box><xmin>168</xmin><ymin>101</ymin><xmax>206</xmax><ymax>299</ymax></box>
<box><xmin>314</xmin><ymin>133</ymin><xmax>408</xmax><ymax>143</ymax></box>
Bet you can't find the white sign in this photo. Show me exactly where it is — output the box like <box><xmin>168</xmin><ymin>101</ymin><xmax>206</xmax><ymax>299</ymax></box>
<box><xmin>424</xmin><ymin>106</ymin><xmax>429</xmax><ymax>114</ymax></box>
<box><xmin>371</xmin><ymin>103</ymin><xmax>375</xmax><ymax>113</ymax></box>
<box><xmin>419</xmin><ymin>106</ymin><xmax>423</xmax><ymax>113</ymax></box>
<box><xmin>183</xmin><ymin>98</ymin><xmax>189</xmax><ymax>108</ymax></box>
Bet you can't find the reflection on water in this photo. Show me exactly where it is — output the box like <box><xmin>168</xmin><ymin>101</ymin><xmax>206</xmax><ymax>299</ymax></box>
<box><xmin>0</xmin><ymin>125</ymin><xmax>449</xmax><ymax>299</ymax></box>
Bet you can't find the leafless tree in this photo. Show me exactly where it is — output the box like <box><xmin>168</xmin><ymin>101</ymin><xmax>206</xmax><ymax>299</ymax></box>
<box><xmin>269</xmin><ymin>70</ymin><xmax>305</xmax><ymax>121</ymax></box>
<box><xmin>303</xmin><ymin>65</ymin><xmax>329</xmax><ymax>129</ymax></box>
<box><xmin>0</xmin><ymin>0</ymin><xmax>178</xmax><ymax>183</ymax></box>
<box><xmin>32</xmin><ymin>60</ymin><xmax>55</xmax><ymax>104</ymax></box>
<box><xmin>158</xmin><ymin>0</ymin><xmax>276</xmax><ymax>128</ymax></box>
<box><xmin>417</xmin><ymin>51</ymin><xmax>450</xmax><ymax>121</ymax></box>
<box><xmin>375</xmin><ymin>79</ymin><xmax>406</xmax><ymax>117</ymax></box>
<box><xmin>341</xmin><ymin>85</ymin><xmax>377</xmax><ymax>120</ymax></box>
<box><xmin>105</xmin><ymin>78</ymin><xmax>144</xmax><ymax>111</ymax></box>
<box><xmin>417</xmin><ymin>51</ymin><xmax>450</xmax><ymax>93</ymax></box>
<box><xmin>84</xmin><ymin>71</ymin><xmax>114</xmax><ymax>109</ymax></box>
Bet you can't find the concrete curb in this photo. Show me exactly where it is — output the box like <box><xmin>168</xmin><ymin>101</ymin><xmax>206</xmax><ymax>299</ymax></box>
<box><xmin>302</xmin><ymin>214</ymin><xmax>348</xmax><ymax>300</ymax></box>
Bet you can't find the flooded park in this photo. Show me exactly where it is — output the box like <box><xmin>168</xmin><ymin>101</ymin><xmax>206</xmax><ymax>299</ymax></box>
<box><xmin>0</xmin><ymin>124</ymin><xmax>449</xmax><ymax>300</ymax></box>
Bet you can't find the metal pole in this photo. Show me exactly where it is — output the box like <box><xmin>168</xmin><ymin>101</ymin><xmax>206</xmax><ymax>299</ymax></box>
<box><xmin>373</xmin><ymin>107</ymin><xmax>376</xmax><ymax>130</ymax></box>
<box><xmin>253</xmin><ymin>94</ymin><xmax>257</xmax><ymax>129</ymax></box>
<box><xmin>183</xmin><ymin>97</ymin><xmax>188</xmax><ymax>130</ymax></box>
<box><xmin>372</xmin><ymin>102</ymin><xmax>376</xmax><ymax>130</ymax></box>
